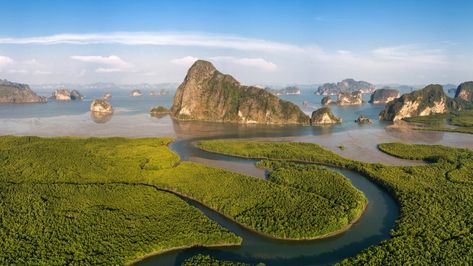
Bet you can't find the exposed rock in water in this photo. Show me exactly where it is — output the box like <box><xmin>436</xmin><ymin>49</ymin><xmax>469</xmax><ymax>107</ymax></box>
<box><xmin>0</xmin><ymin>79</ymin><xmax>47</xmax><ymax>103</ymax></box>
<box><xmin>455</xmin><ymin>81</ymin><xmax>473</xmax><ymax>102</ymax></box>
<box><xmin>321</xmin><ymin>96</ymin><xmax>334</xmax><ymax>106</ymax></box>
<box><xmin>51</xmin><ymin>89</ymin><xmax>71</xmax><ymax>101</ymax></box>
<box><xmin>315</xmin><ymin>79</ymin><xmax>375</xmax><ymax>95</ymax></box>
<box><xmin>266</xmin><ymin>86</ymin><xmax>301</xmax><ymax>96</ymax></box>
<box><xmin>379</xmin><ymin>84</ymin><xmax>456</xmax><ymax>121</ymax></box>
<box><xmin>70</xmin><ymin>90</ymin><xmax>84</xmax><ymax>100</ymax></box>
<box><xmin>150</xmin><ymin>89</ymin><xmax>171</xmax><ymax>96</ymax></box>
<box><xmin>90</xmin><ymin>99</ymin><xmax>113</xmax><ymax>113</ymax></box>
<box><xmin>130</xmin><ymin>89</ymin><xmax>143</xmax><ymax>97</ymax></box>
<box><xmin>171</xmin><ymin>60</ymin><xmax>310</xmax><ymax>124</ymax></box>
<box><xmin>369</xmin><ymin>87</ymin><xmax>400</xmax><ymax>104</ymax></box>
<box><xmin>355</xmin><ymin>115</ymin><xmax>373</xmax><ymax>124</ymax></box>
<box><xmin>103</xmin><ymin>92</ymin><xmax>112</xmax><ymax>100</ymax></box>
<box><xmin>338</xmin><ymin>91</ymin><xmax>363</xmax><ymax>105</ymax></box>
<box><xmin>310</xmin><ymin>107</ymin><xmax>342</xmax><ymax>125</ymax></box>
<box><xmin>150</xmin><ymin>106</ymin><xmax>170</xmax><ymax>118</ymax></box>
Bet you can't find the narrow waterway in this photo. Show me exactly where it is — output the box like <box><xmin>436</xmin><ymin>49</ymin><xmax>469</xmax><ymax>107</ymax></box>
<box><xmin>136</xmin><ymin>136</ymin><xmax>399</xmax><ymax>266</ymax></box>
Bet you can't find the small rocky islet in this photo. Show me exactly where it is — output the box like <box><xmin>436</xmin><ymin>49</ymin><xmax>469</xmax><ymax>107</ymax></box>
<box><xmin>369</xmin><ymin>87</ymin><xmax>400</xmax><ymax>104</ymax></box>
<box><xmin>51</xmin><ymin>88</ymin><xmax>84</xmax><ymax>101</ymax></box>
<box><xmin>310</xmin><ymin>107</ymin><xmax>342</xmax><ymax>125</ymax></box>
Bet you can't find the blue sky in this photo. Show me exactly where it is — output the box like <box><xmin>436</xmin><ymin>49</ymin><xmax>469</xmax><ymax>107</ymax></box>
<box><xmin>0</xmin><ymin>0</ymin><xmax>471</xmax><ymax>84</ymax></box>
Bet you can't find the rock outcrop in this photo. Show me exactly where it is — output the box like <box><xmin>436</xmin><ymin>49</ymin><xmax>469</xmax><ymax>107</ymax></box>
<box><xmin>70</xmin><ymin>90</ymin><xmax>84</xmax><ymax>100</ymax></box>
<box><xmin>51</xmin><ymin>89</ymin><xmax>71</xmax><ymax>101</ymax></box>
<box><xmin>379</xmin><ymin>84</ymin><xmax>454</xmax><ymax>121</ymax></box>
<box><xmin>150</xmin><ymin>106</ymin><xmax>170</xmax><ymax>118</ymax></box>
<box><xmin>338</xmin><ymin>91</ymin><xmax>363</xmax><ymax>105</ymax></box>
<box><xmin>315</xmin><ymin>79</ymin><xmax>375</xmax><ymax>95</ymax></box>
<box><xmin>369</xmin><ymin>87</ymin><xmax>400</xmax><ymax>104</ymax></box>
<box><xmin>266</xmin><ymin>86</ymin><xmax>301</xmax><ymax>96</ymax></box>
<box><xmin>0</xmin><ymin>79</ymin><xmax>47</xmax><ymax>103</ymax></box>
<box><xmin>455</xmin><ymin>81</ymin><xmax>473</xmax><ymax>102</ymax></box>
<box><xmin>355</xmin><ymin>115</ymin><xmax>373</xmax><ymax>124</ymax></box>
<box><xmin>130</xmin><ymin>89</ymin><xmax>142</xmax><ymax>97</ymax></box>
<box><xmin>310</xmin><ymin>107</ymin><xmax>342</xmax><ymax>125</ymax></box>
<box><xmin>321</xmin><ymin>96</ymin><xmax>334</xmax><ymax>106</ymax></box>
<box><xmin>103</xmin><ymin>92</ymin><xmax>112</xmax><ymax>100</ymax></box>
<box><xmin>51</xmin><ymin>89</ymin><xmax>84</xmax><ymax>101</ymax></box>
<box><xmin>90</xmin><ymin>99</ymin><xmax>113</xmax><ymax>113</ymax></box>
<box><xmin>150</xmin><ymin>89</ymin><xmax>171</xmax><ymax>96</ymax></box>
<box><xmin>171</xmin><ymin>60</ymin><xmax>310</xmax><ymax>124</ymax></box>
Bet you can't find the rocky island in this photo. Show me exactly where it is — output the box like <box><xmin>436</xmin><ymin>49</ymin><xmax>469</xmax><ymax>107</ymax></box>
<box><xmin>103</xmin><ymin>92</ymin><xmax>112</xmax><ymax>100</ymax></box>
<box><xmin>315</xmin><ymin>78</ymin><xmax>375</xmax><ymax>95</ymax></box>
<box><xmin>150</xmin><ymin>89</ymin><xmax>171</xmax><ymax>96</ymax></box>
<box><xmin>171</xmin><ymin>60</ymin><xmax>310</xmax><ymax>124</ymax></box>
<box><xmin>310</xmin><ymin>107</ymin><xmax>342</xmax><ymax>125</ymax></box>
<box><xmin>266</xmin><ymin>86</ymin><xmax>301</xmax><ymax>96</ymax></box>
<box><xmin>130</xmin><ymin>89</ymin><xmax>143</xmax><ymax>97</ymax></box>
<box><xmin>321</xmin><ymin>91</ymin><xmax>363</xmax><ymax>106</ymax></box>
<box><xmin>369</xmin><ymin>87</ymin><xmax>400</xmax><ymax>104</ymax></box>
<box><xmin>0</xmin><ymin>79</ymin><xmax>47</xmax><ymax>103</ymax></box>
<box><xmin>51</xmin><ymin>89</ymin><xmax>84</xmax><ymax>101</ymax></box>
<box><xmin>338</xmin><ymin>91</ymin><xmax>363</xmax><ymax>105</ymax></box>
<box><xmin>90</xmin><ymin>99</ymin><xmax>113</xmax><ymax>113</ymax></box>
<box><xmin>379</xmin><ymin>84</ymin><xmax>455</xmax><ymax>121</ymax></box>
<box><xmin>454</xmin><ymin>81</ymin><xmax>473</xmax><ymax>103</ymax></box>
<box><xmin>150</xmin><ymin>106</ymin><xmax>170</xmax><ymax>118</ymax></box>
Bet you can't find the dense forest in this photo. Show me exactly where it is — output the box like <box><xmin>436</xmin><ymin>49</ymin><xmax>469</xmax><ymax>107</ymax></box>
<box><xmin>403</xmin><ymin>110</ymin><xmax>473</xmax><ymax>134</ymax></box>
<box><xmin>199</xmin><ymin>140</ymin><xmax>473</xmax><ymax>264</ymax></box>
<box><xmin>0</xmin><ymin>136</ymin><xmax>365</xmax><ymax>263</ymax></box>
<box><xmin>0</xmin><ymin>136</ymin><xmax>241</xmax><ymax>264</ymax></box>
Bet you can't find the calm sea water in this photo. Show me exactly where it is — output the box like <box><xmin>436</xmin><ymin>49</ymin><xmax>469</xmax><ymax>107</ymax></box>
<box><xmin>0</xmin><ymin>89</ymin><xmax>388</xmax><ymax>132</ymax></box>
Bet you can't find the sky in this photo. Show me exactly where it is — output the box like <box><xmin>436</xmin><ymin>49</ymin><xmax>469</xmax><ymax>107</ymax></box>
<box><xmin>0</xmin><ymin>0</ymin><xmax>472</xmax><ymax>85</ymax></box>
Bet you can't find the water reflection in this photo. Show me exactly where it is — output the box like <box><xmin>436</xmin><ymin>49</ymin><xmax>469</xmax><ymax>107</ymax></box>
<box><xmin>90</xmin><ymin>111</ymin><xmax>113</xmax><ymax>124</ymax></box>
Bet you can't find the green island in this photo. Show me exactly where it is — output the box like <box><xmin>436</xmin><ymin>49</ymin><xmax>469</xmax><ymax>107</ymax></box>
<box><xmin>0</xmin><ymin>136</ymin><xmax>367</xmax><ymax>264</ymax></box>
<box><xmin>198</xmin><ymin>140</ymin><xmax>473</xmax><ymax>264</ymax></box>
<box><xmin>403</xmin><ymin>110</ymin><xmax>473</xmax><ymax>134</ymax></box>
<box><xmin>182</xmin><ymin>254</ymin><xmax>264</xmax><ymax>266</ymax></box>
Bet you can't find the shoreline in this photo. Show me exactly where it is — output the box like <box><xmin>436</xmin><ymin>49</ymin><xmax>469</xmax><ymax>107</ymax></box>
<box><xmin>156</xmin><ymin>184</ymin><xmax>369</xmax><ymax>242</ymax></box>
<box><xmin>125</xmin><ymin>242</ymin><xmax>241</xmax><ymax>266</ymax></box>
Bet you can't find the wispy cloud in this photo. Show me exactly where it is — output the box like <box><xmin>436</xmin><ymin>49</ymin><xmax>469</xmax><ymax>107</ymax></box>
<box><xmin>372</xmin><ymin>44</ymin><xmax>447</xmax><ymax>65</ymax></box>
<box><xmin>210</xmin><ymin>56</ymin><xmax>277</xmax><ymax>71</ymax></box>
<box><xmin>170</xmin><ymin>56</ymin><xmax>198</xmax><ymax>66</ymax></box>
<box><xmin>0</xmin><ymin>32</ymin><xmax>304</xmax><ymax>53</ymax></box>
<box><xmin>170</xmin><ymin>55</ymin><xmax>277</xmax><ymax>71</ymax></box>
<box><xmin>70</xmin><ymin>55</ymin><xmax>133</xmax><ymax>73</ymax></box>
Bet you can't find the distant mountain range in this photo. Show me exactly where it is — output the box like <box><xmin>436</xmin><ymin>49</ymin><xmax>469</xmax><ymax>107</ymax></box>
<box><xmin>315</xmin><ymin>79</ymin><xmax>376</xmax><ymax>95</ymax></box>
<box><xmin>31</xmin><ymin>82</ymin><xmax>179</xmax><ymax>92</ymax></box>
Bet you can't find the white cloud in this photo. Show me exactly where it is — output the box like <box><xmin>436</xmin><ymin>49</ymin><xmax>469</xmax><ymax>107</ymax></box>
<box><xmin>0</xmin><ymin>55</ymin><xmax>14</xmax><ymax>67</ymax></box>
<box><xmin>372</xmin><ymin>44</ymin><xmax>447</xmax><ymax>65</ymax></box>
<box><xmin>170</xmin><ymin>56</ymin><xmax>198</xmax><ymax>66</ymax></box>
<box><xmin>0</xmin><ymin>32</ymin><xmax>304</xmax><ymax>53</ymax></box>
<box><xmin>71</xmin><ymin>55</ymin><xmax>133</xmax><ymax>73</ymax></box>
<box><xmin>210</xmin><ymin>56</ymin><xmax>277</xmax><ymax>71</ymax></box>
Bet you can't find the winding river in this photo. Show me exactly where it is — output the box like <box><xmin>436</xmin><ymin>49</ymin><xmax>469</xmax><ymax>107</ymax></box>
<box><xmin>136</xmin><ymin>135</ymin><xmax>400</xmax><ymax>266</ymax></box>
